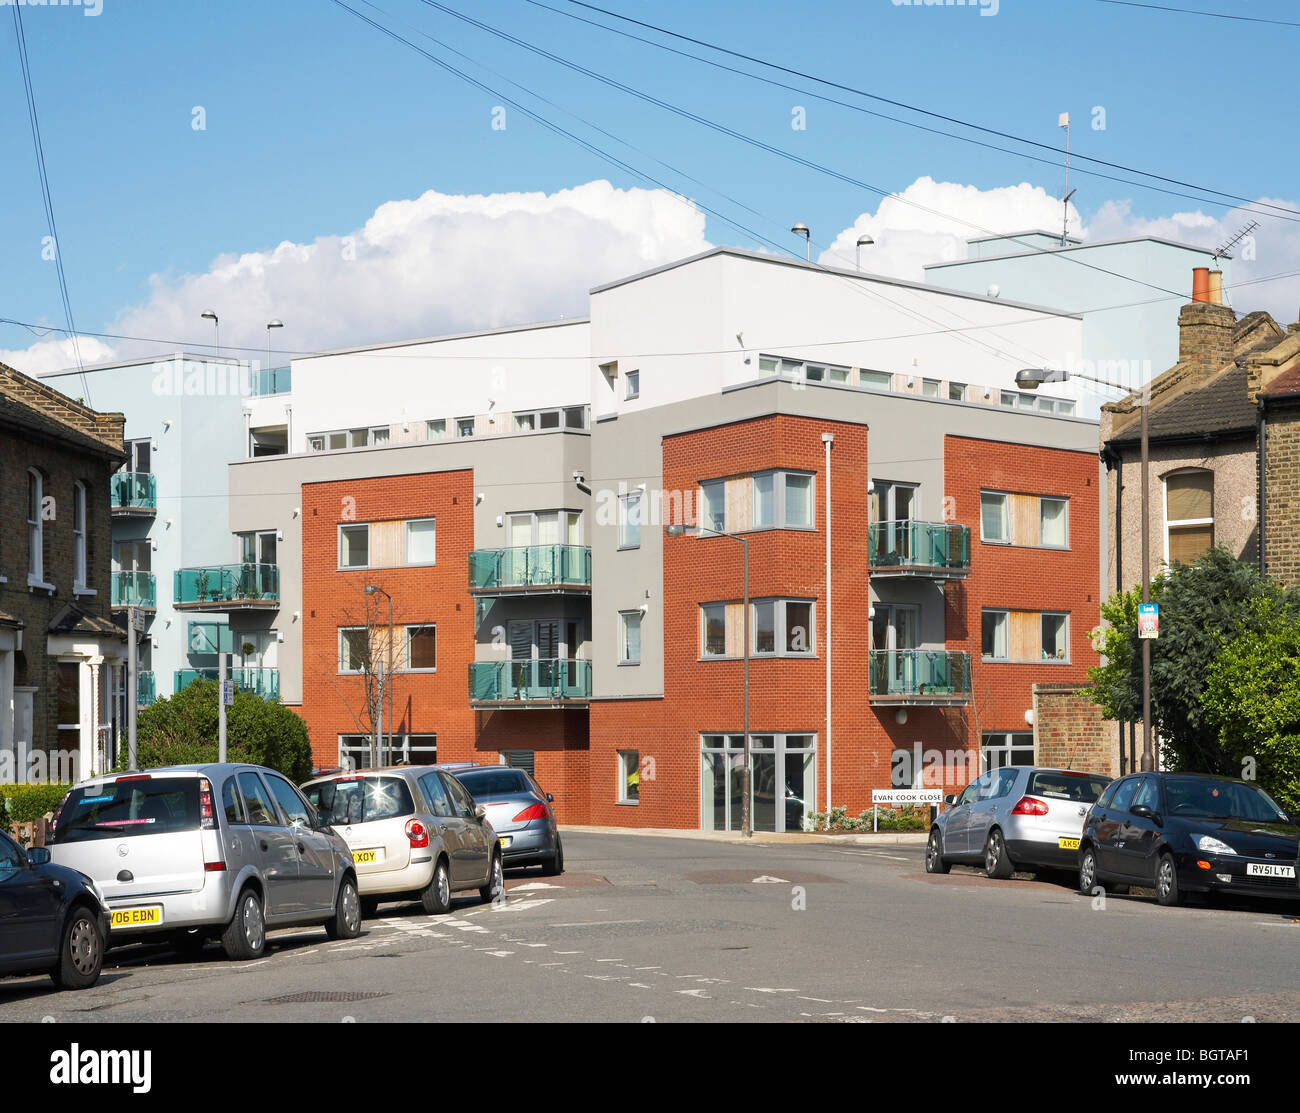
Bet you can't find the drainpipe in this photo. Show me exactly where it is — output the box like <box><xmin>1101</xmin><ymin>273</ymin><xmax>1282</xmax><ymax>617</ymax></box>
<box><xmin>822</xmin><ymin>433</ymin><xmax>834</xmax><ymax>821</ymax></box>
<box><xmin>1258</xmin><ymin>397</ymin><xmax>1267</xmax><ymax>577</ymax></box>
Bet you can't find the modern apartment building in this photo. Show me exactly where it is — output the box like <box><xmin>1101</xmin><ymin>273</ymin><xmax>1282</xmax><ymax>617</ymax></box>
<box><xmin>223</xmin><ymin>248</ymin><xmax>1104</xmax><ymax>829</ymax></box>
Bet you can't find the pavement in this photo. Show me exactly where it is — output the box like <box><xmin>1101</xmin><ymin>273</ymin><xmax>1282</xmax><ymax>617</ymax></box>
<box><xmin>560</xmin><ymin>824</ymin><xmax>930</xmax><ymax>845</ymax></box>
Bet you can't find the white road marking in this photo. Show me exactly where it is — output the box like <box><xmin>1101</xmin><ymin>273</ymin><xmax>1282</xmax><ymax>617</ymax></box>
<box><xmin>746</xmin><ymin>987</ymin><xmax>798</xmax><ymax>994</ymax></box>
<box><xmin>512</xmin><ymin>882</ymin><xmax>564</xmax><ymax>891</ymax></box>
<box><xmin>547</xmin><ymin>920</ymin><xmax>643</xmax><ymax>928</ymax></box>
<box><xmin>752</xmin><ymin>875</ymin><xmax>788</xmax><ymax>883</ymax></box>
<box><xmin>678</xmin><ymin>989</ymin><xmax>711</xmax><ymax>998</ymax></box>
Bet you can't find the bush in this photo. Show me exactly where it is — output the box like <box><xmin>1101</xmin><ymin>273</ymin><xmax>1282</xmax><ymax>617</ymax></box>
<box><xmin>0</xmin><ymin>783</ymin><xmax>73</xmax><ymax>825</ymax></box>
<box><xmin>810</xmin><ymin>804</ymin><xmax>929</xmax><ymax>832</ymax></box>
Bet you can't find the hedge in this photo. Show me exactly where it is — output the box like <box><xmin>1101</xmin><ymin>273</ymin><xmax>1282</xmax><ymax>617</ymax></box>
<box><xmin>0</xmin><ymin>784</ymin><xmax>72</xmax><ymax>825</ymax></box>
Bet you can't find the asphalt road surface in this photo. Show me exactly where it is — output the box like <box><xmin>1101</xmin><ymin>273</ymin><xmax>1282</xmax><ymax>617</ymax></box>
<box><xmin>4</xmin><ymin>832</ymin><xmax>1298</xmax><ymax>1023</ymax></box>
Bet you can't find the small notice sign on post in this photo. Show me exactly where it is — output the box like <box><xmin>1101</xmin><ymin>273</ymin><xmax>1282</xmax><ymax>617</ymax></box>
<box><xmin>1138</xmin><ymin>603</ymin><xmax>1159</xmax><ymax>640</ymax></box>
<box><xmin>872</xmin><ymin>789</ymin><xmax>944</xmax><ymax>806</ymax></box>
<box><xmin>220</xmin><ymin>680</ymin><xmax>235</xmax><ymax>706</ymax></box>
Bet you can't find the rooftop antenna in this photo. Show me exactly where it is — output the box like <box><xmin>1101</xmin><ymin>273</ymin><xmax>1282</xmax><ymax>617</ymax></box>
<box><xmin>1058</xmin><ymin>112</ymin><xmax>1074</xmax><ymax>246</ymax></box>
<box><xmin>1212</xmin><ymin>220</ymin><xmax>1257</xmax><ymax>263</ymax></box>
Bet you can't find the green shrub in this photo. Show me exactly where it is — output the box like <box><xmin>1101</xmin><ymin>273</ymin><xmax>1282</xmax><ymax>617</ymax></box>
<box><xmin>811</xmin><ymin>804</ymin><xmax>929</xmax><ymax>832</ymax></box>
<box><xmin>0</xmin><ymin>783</ymin><xmax>73</xmax><ymax>825</ymax></box>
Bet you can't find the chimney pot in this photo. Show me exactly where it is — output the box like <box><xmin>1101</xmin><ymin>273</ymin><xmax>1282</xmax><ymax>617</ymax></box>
<box><xmin>1208</xmin><ymin>270</ymin><xmax>1223</xmax><ymax>306</ymax></box>
<box><xmin>1192</xmin><ymin>267</ymin><xmax>1211</xmax><ymax>303</ymax></box>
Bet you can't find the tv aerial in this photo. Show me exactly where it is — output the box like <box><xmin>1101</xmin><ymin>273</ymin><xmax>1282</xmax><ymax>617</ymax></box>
<box><xmin>1213</xmin><ymin>221</ymin><xmax>1258</xmax><ymax>263</ymax></box>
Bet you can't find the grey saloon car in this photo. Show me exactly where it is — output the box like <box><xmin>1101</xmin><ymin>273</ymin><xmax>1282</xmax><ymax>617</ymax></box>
<box><xmin>452</xmin><ymin>765</ymin><xmax>563</xmax><ymax>875</ymax></box>
<box><xmin>927</xmin><ymin>766</ymin><xmax>1112</xmax><ymax>878</ymax></box>
<box><xmin>48</xmin><ymin>764</ymin><xmax>362</xmax><ymax>960</ymax></box>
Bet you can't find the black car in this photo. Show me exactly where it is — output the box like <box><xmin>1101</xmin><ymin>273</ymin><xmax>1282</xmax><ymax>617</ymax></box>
<box><xmin>1078</xmin><ymin>772</ymin><xmax>1300</xmax><ymax>906</ymax></box>
<box><xmin>0</xmin><ymin>830</ymin><xmax>110</xmax><ymax>989</ymax></box>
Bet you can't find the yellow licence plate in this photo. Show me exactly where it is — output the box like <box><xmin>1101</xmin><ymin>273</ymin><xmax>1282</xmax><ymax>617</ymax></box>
<box><xmin>110</xmin><ymin>905</ymin><xmax>163</xmax><ymax>929</ymax></box>
<box><xmin>498</xmin><ymin>836</ymin><xmax>510</xmax><ymax>847</ymax></box>
<box><xmin>353</xmin><ymin>849</ymin><xmax>380</xmax><ymax>864</ymax></box>
<box><xmin>1058</xmin><ymin>837</ymin><xmax>1080</xmax><ymax>851</ymax></box>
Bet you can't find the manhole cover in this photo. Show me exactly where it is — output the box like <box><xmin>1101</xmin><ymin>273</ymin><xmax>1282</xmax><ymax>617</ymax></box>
<box><xmin>264</xmin><ymin>991</ymin><xmax>390</xmax><ymax>1004</ymax></box>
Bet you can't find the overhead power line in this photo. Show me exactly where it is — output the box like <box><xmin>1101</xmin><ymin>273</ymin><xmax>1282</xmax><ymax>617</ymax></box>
<box><xmin>1087</xmin><ymin>0</ymin><xmax>1300</xmax><ymax>28</ymax></box>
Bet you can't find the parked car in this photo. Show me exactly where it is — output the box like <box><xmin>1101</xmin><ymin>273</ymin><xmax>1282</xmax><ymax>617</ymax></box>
<box><xmin>0</xmin><ymin>830</ymin><xmax>109</xmax><ymax>990</ymax></box>
<box><xmin>452</xmin><ymin>765</ymin><xmax>564</xmax><ymax>875</ymax></box>
<box><xmin>301</xmin><ymin>765</ymin><xmax>504</xmax><ymax>918</ymax></box>
<box><xmin>1078</xmin><ymin>772</ymin><xmax>1299</xmax><ymax>906</ymax></box>
<box><xmin>48</xmin><ymin>764</ymin><xmax>362</xmax><ymax>961</ymax></box>
<box><xmin>927</xmin><ymin>766</ymin><xmax>1112</xmax><ymax>878</ymax></box>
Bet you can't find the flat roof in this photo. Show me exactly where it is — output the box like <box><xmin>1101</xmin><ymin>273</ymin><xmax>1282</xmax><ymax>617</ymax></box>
<box><xmin>924</xmin><ymin>234</ymin><xmax>1225</xmax><ymax>270</ymax></box>
<box><xmin>39</xmin><ymin>352</ymin><xmax>243</xmax><ymax>379</ymax></box>
<box><xmin>589</xmin><ymin>245</ymin><xmax>1081</xmax><ymax>319</ymax></box>
<box><xmin>291</xmin><ymin>316</ymin><xmax>590</xmax><ymax>362</ymax></box>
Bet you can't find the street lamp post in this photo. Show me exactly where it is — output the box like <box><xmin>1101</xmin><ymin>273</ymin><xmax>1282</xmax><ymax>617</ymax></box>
<box><xmin>266</xmin><ymin>319</ymin><xmax>283</xmax><ymax>389</ymax></box>
<box><xmin>855</xmin><ymin>234</ymin><xmax>874</xmax><ymax>272</ymax></box>
<box><xmin>791</xmin><ymin>223</ymin><xmax>811</xmax><ymax>263</ymax></box>
<box><xmin>1016</xmin><ymin>366</ymin><xmax>1154</xmax><ymax>772</ymax></box>
<box><xmin>364</xmin><ymin>584</ymin><xmax>394</xmax><ymax>766</ymax></box>
<box><xmin>666</xmin><ymin>523</ymin><xmax>751</xmax><ymax>837</ymax></box>
<box><xmin>201</xmin><ymin>311</ymin><xmax>219</xmax><ymax>358</ymax></box>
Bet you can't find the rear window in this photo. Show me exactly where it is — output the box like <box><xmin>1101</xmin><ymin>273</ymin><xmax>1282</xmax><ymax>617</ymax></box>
<box><xmin>456</xmin><ymin>770</ymin><xmax>532</xmax><ymax>798</ymax></box>
<box><xmin>52</xmin><ymin>778</ymin><xmax>201</xmax><ymax>843</ymax></box>
<box><xmin>1028</xmin><ymin>772</ymin><xmax>1110</xmax><ymax>804</ymax></box>
<box><xmin>306</xmin><ymin>776</ymin><xmax>415</xmax><ymax>825</ymax></box>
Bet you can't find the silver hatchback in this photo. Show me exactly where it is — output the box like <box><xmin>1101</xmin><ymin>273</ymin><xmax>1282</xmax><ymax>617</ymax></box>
<box><xmin>48</xmin><ymin>764</ymin><xmax>362</xmax><ymax>960</ymax></box>
<box><xmin>927</xmin><ymin>766</ymin><xmax>1112</xmax><ymax>878</ymax></box>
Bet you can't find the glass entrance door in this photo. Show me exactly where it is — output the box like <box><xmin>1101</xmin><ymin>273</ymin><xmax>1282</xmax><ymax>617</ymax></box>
<box><xmin>701</xmin><ymin>734</ymin><xmax>816</xmax><ymax>832</ymax></box>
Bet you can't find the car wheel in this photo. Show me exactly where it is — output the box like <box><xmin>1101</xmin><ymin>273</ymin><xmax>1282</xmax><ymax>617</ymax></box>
<box><xmin>420</xmin><ymin>858</ymin><xmax>453</xmax><ymax>915</ymax></box>
<box><xmin>540</xmin><ymin>837</ymin><xmax>564</xmax><ymax>877</ymax></box>
<box><xmin>1078</xmin><ymin>846</ymin><xmax>1102</xmax><ymax>894</ymax></box>
<box><xmin>325</xmin><ymin>876</ymin><xmax>362</xmax><ymax>940</ymax></box>
<box><xmin>925</xmin><ymin>828</ymin><xmax>950</xmax><ymax>874</ymax></box>
<box><xmin>479</xmin><ymin>852</ymin><xmax>504</xmax><ymax>904</ymax></box>
<box><xmin>983</xmin><ymin>828</ymin><xmax>1014</xmax><ymax>879</ymax></box>
<box><xmin>51</xmin><ymin>906</ymin><xmax>104</xmax><ymax>990</ymax></box>
<box><xmin>221</xmin><ymin>888</ymin><xmax>266</xmax><ymax>961</ymax></box>
<box><xmin>360</xmin><ymin>896</ymin><xmax>380</xmax><ymax>919</ymax></box>
<box><xmin>1155</xmin><ymin>853</ymin><xmax>1182</xmax><ymax>906</ymax></box>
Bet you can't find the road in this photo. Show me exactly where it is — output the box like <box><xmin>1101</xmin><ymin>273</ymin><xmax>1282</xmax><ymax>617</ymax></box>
<box><xmin>3</xmin><ymin>832</ymin><xmax>1299</xmax><ymax>1023</ymax></box>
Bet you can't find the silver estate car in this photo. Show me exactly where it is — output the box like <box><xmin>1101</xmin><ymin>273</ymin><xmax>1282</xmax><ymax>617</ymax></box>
<box><xmin>452</xmin><ymin>764</ymin><xmax>564</xmax><ymax>875</ymax></box>
<box><xmin>48</xmin><ymin>764</ymin><xmax>362</xmax><ymax>960</ymax></box>
<box><xmin>927</xmin><ymin>766</ymin><xmax>1112</xmax><ymax>878</ymax></box>
<box><xmin>301</xmin><ymin>765</ymin><xmax>504</xmax><ymax>918</ymax></box>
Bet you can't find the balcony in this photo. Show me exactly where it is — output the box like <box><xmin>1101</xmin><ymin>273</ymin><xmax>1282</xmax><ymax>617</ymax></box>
<box><xmin>136</xmin><ymin>671</ymin><xmax>156</xmax><ymax>708</ymax></box>
<box><xmin>111</xmin><ymin>571</ymin><xmax>156</xmax><ymax>610</ymax></box>
<box><xmin>110</xmin><ymin>472</ymin><xmax>157</xmax><ymax>516</ymax></box>
<box><xmin>868</xmin><ymin>649</ymin><xmax>971</xmax><ymax>706</ymax></box>
<box><xmin>249</xmin><ymin>366</ymin><xmax>291</xmax><ymax>397</ymax></box>
<box><xmin>868</xmin><ymin>521</ymin><xmax>971</xmax><ymax>579</ymax></box>
<box><xmin>469</xmin><ymin>658</ymin><xmax>592</xmax><ymax>707</ymax></box>
<box><xmin>175</xmin><ymin>667</ymin><xmax>280</xmax><ymax>702</ymax></box>
<box><xmin>469</xmin><ymin>545</ymin><xmax>592</xmax><ymax>595</ymax></box>
<box><xmin>173</xmin><ymin>564</ymin><xmax>279</xmax><ymax>611</ymax></box>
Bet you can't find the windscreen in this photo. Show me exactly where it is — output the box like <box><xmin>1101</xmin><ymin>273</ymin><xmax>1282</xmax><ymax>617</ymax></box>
<box><xmin>1027</xmin><ymin>772</ymin><xmax>1111</xmax><ymax>804</ymax></box>
<box><xmin>455</xmin><ymin>770</ymin><xmax>532</xmax><ymax>799</ymax></box>
<box><xmin>306</xmin><ymin>776</ymin><xmax>415</xmax><ymax>825</ymax></box>
<box><xmin>52</xmin><ymin>778</ymin><xmax>200</xmax><ymax>843</ymax></box>
<box><xmin>1164</xmin><ymin>778</ymin><xmax>1289</xmax><ymax>822</ymax></box>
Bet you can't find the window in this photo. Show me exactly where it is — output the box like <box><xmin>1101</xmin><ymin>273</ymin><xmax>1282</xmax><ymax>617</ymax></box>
<box><xmin>264</xmin><ymin>773</ymin><xmax>313</xmax><ymax>828</ymax></box>
<box><xmin>701</xmin><ymin>603</ymin><xmax>727</xmax><ymax>657</ymax></box>
<box><xmin>618</xmin><ymin>750</ymin><xmax>640</xmax><ymax>803</ymax></box>
<box><xmin>700</xmin><ymin>479</ymin><xmax>725</xmax><ymax>533</ymax></box>
<box><xmin>565</xmin><ymin>407</ymin><xmax>586</xmax><ymax>429</ymax></box>
<box><xmin>419</xmin><ymin>772</ymin><xmax>454</xmax><ymax>815</ymax></box>
<box><xmin>948</xmin><ymin>382</ymin><xmax>966</xmax><ymax>402</ymax></box>
<box><xmin>752</xmin><ymin>470</ymin><xmax>814</xmax><ymax>530</ymax></box>
<box><xmin>1165</xmin><ymin>469</ymin><xmax>1214</xmax><ymax>565</ymax></box>
<box><xmin>1000</xmin><ymin>391</ymin><xmax>1017</xmax><ymax>408</ymax></box>
<box><xmin>390</xmin><ymin>734</ymin><xmax>436</xmax><ymax>766</ymax></box>
<box><xmin>980</xmin><ymin>491</ymin><xmax>1009</xmax><ymax>543</ymax></box>
<box><xmin>860</xmin><ymin>369</ymin><xmax>891</xmax><ymax>390</ymax></box>
<box><xmin>339</xmin><ymin>627</ymin><xmax>369</xmax><ymax>673</ymax></box>
<box><xmin>502</xmin><ymin>749</ymin><xmax>535</xmax><ymax>774</ymax></box>
<box><xmin>221</xmin><ymin>777</ymin><xmax>246</xmax><ymax>825</ymax></box>
<box><xmin>752</xmin><ymin>599</ymin><xmax>814</xmax><ymax>656</ymax></box>
<box><xmin>626</xmin><ymin>369</ymin><xmax>640</xmax><ymax>399</ymax></box>
<box><xmin>982</xmin><ymin>732</ymin><xmax>1035</xmax><ymax>770</ymax></box>
<box><xmin>457</xmin><ymin>417</ymin><xmax>475</xmax><ymax>439</ymax></box>
<box><xmin>307</xmin><ymin>427</ymin><xmax>387</xmax><ymax>451</ymax></box>
<box><xmin>1040</xmin><ymin>498</ymin><xmax>1069</xmax><ymax>548</ymax></box>
<box><xmin>870</xmin><ymin>480</ymin><xmax>917</xmax><ymax>524</ymax></box>
<box><xmin>758</xmin><ymin>355</ymin><xmax>849</xmax><ymax>384</ymax></box>
<box><xmin>619</xmin><ymin>493</ymin><xmax>642</xmax><ymax>549</ymax></box>
<box><xmin>236</xmin><ymin>772</ymin><xmax>279</xmax><ymax>826</ymax></box>
<box><xmin>27</xmin><ymin>470</ymin><xmax>43</xmax><ymax>585</ymax></box>
<box><xmin>619</xmin><ymin>611</ymin><xmax>642</xmax><ymax>664</ymax></box>
<box><xmin>406</xmin><ymin>625</ymin><xmax>437</xmax><ymax>670</ymax></box>
<box><xmin>921</xmin><ymin>379</ymin><xmax>940</xmax><ymax>398</ymax></box>
<box><xmin>126</xmin><ymin>438</ymin><xmax>151</xmax><ymax>473</ymax></box>
<box><xmin>426</xmin><ymin>418</ymin><xmax>448</xmax><ymax>440</ymax></box>
<box><xmin>72</xmin><ymin>482</ymin><xmax>87</xmax><ymax>591</ymax></box>
<box><xmin>339</xmin><ymin>524</ymin><xmax>369</xmax><ymax>569</ymax></box>
<box><xmin>405</xmin><ymin>518</ymin><xmax>436</xmax><ymax>565</ymax></box>
<box><xmin>514</xmin><ymin>412</ymin><xmax>535</xmax><ymax>432</ymax></box>
<box><xmin>1041</xmin><ymin>613</ymin><xmax>1068</xmax><ymax>660</ymax></box>
<box><xmin>982</xmin><ymin>610</ymin><xmax>1009</xmax><ymax>660</ymax></box>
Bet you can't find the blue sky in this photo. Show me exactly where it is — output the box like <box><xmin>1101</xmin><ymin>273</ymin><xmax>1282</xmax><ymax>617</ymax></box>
<box><xmin>2</xmin><ymin>0</ymin><xmax>1297</xmax><ymax>367</ymax></box>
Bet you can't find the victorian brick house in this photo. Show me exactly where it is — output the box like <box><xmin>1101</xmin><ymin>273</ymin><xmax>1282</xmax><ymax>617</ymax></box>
<box><xmin>0</xmin><ymin>361</ymin><xmax>128</xmax><ymax>783</ymax></box>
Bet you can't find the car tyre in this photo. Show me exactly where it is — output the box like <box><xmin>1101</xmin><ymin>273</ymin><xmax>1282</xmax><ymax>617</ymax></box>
<box><xmin>479</xmin><ymin>852</ymin><xmax>504</xmax><ymax>904</ymax></box>
<box><xmin>221</xmin><ymin>888</ymin><xmax>266</xmax><ymax>961</ymax></box>
<box><xmin>541</xmin><ymin>837</ymin><xmax>565</xmax><ymax>877</ymax></box>
<box><xmin>420</xmin><ymin>858</ymin><xmax>453</xmax><ymax>915</ymax></box>
<box><xmin>360</xmin><ymin>896</ymin><xmax>380</xmax><ymax>919</ymax></box>
<box><xmin>51</xmin><ymin>906</ymin><xmax>104</xmax><ymax>990</ymax></box>
<box><xmin>171</xmin><ymin>929</ymin><xmax>208</xmax><ymax>958</ymax></box>
<box><xmin>983</xmin><ymin>828</ymin><xmax>1014</xmax><ymax>879</ymax></box>
<box><xmin>1078</xmin><ymin>846</ymin><xmax>1102</xmax><ymax>894</ymax></box>
<box><xmin>1155</xmin><ymin>853</ymin><xmax>1182</xmax><ymax>907</ymax></box>
<box><xmin>925</xmin><ymin>828</ymin><xmax>951</xmax><ymax>874</ymax></box>
<box><xmin>325</xmin><ymin>876</ymin><xmax>362</xmax><ymax>940</ymax></box>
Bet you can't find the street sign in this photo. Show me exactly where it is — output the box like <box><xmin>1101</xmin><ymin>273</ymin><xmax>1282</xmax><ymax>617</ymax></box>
<box><xmin>872</xmin><ymin>789</ymin><xmax>943</xmax><ymax>805</ymax></box>
<box><xmin>220</xmin><ymin>681</ymin><xmax>235</xmax><ymax>706</ymax></box>
<box><xmin>1138</xmin><ymin>603</ymin><xmax>1159</xmax><ymax>640</ymax></box>
<box><xmin>131</xmin><ymin>610</ymin><xmax>147</xmax><ymax>633</ymax></box>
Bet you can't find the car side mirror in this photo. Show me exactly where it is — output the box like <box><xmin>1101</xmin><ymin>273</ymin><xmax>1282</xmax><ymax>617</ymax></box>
<box><xmin>475</xmin><ymin>804</ymin><xmax>487</xmax><ymax>820</ymax></box>
<box><xmin>1131</xmin><ymin>804</ymin><xmax>1153</xmax><ymax>819</ymax></box>
<box><xmin>27</xmin><ymin>847</ymin><xmax>50</xmax><ymax>866</ymax></box>
<box><xmin>943</xmin><ymin>794</ymin><xmax>957</xmax><ymax>806</ymax></box>
<box><xmin>546</xmin><ymin>793</ymin><xmax>554</xmax><ymax>803</ymax></box>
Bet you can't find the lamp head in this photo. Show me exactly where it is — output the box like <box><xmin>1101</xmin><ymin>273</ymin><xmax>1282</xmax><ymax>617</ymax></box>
<box><xmin>791</xmin><ymin>223</ymin><xmax>809</xmax><ymax>237</ymax></box>
<box><xmin>1015</xmin><ymin>368</ymin><xmax>1047</xmax><ymax>390</ymax></box>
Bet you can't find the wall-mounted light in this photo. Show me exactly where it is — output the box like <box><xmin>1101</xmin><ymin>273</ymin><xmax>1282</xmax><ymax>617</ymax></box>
<box><xmin>476</xmin><ymin>493</ymin><xmax>484</xmax><ymax>505</ymax></box>
<box><xmin>1025</xmin><ymin>709</ymin><xmax>1035</xmax><ymax>726</ymax></box>
<box><xmin>291</xmin><ymin>507</ymin><xmax>300</xmax><ymax>519</ymax></box>
<box><xmin>276</xmin><ymin>631</ymin><xmax>285</xmax><ymax>643</ymax></box>
<box><xmin>639</xmin><ymin>604</ymin><xmax>649</xmax><ymax>615</ymax></box>
<box><xmin>292</xmin><ymin>611</ymin><xmax>301</xmax><ymax>622</ymax></box>
<box><xmin>275</xmin><ymin>530</ymin><xmax>283</xmax><ymax>541</ymax></box>
<box><xmin>894</xmin><ymin>709</ymin><xmax>908</xmax><ymax>725</ymax></box>
<box><xmin>496</xmin><ymin>515</ymin><xmax>503</xmax><ymax>527</ymax></box>
<box><xmin>150</xmin><ymin>539</ymin><xmax>159</xmax><ymax>551</ymax></box>
<box><xmin>161</xmin><ymin>420</ymin><xmax>172</xmax><ymax>432</ymax></box>
<box><xmin>165</xmin><ymin>518</ymin><xmax>174</xmax><ymax>529</ymax></box>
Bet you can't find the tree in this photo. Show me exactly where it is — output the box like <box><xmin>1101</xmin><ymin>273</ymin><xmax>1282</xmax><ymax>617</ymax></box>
<box><xmin>124</xmin><ymin>679</ymin><xmax>313</xmax><ymax>783</ymax></box>
<box><xmin>1088</xmin><ymin>548</ymin><xmax>1293</xmax><ymax>774</ymax></box>
<box><xmin>1203</xmin><ymin>598</ymin><xmax>1300</xmax><ymax>813</ymax></box>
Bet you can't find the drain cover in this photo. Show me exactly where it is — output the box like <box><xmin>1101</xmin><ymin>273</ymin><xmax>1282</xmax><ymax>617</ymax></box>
<box><xmin>264</xmin><ymin>991</ymin><xmax>390</xmax><ymax>1004</ymax></box>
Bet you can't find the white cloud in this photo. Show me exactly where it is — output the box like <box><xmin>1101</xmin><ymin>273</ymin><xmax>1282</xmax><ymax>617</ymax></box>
<box><xmin>0</xmin><ymin>335</ymin><xmax>116</xmax><ymax>378</ymax></box>
<box><xmin>5</xmin><ymin>181</ymin><xmax>711</xmax><ymax>374</ymax></box>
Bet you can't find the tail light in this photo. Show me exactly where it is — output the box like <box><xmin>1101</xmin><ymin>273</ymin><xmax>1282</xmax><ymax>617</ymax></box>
<box><xmin>512</xmin><ymin>803</ymin><xmax>548</xmax><ymax>823</ymax></box>
<box><xmin>405</xmin><ymin>818</ymin><xmax>429</xmax><ymax>848</ymax></box>
<box><xmin>198</xmin><ymin>778</ymin><xmax>217</xmax><ymax>831</ymax></box>
<box><xmin>116</xmin><ymin>774</ymin><xmax>153</xmax><ymax>783</ymax></box>
<box><xmin>1011</xmin><ymin>796</ymin><xmax>1049</xmax><ymax>816</ymax></box>
<box><xmin>49</xmin><ymin>791</ymin><xmax>71</xmax><ymax>838</ymax></box>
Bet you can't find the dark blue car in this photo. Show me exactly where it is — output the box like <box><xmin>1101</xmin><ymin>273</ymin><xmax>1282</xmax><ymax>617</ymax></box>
<box><xmin>0</xmin><ymin>829</ymin><xmax>109</xmax><ymax>989</ymax></box>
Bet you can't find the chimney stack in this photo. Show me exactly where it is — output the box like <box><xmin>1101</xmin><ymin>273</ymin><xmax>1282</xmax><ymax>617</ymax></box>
<box><xmin>1179</xmin><ymin>267</ymin><xmax>1235</xmax><ymax>379</ymax></box>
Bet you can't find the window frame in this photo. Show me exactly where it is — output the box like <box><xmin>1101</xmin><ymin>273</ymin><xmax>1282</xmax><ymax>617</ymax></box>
<box><xmin>456</xmin><ymin>417</ymin><xmax>475</xmax><ymax>439</ymax></box>
<box><xmin>699</xmin><ymin>479</ymin><xmax>726</xmax><ymax>534</ymax></box>
<box><xmin>981</xmin><ymin>608</ymin><xmax>1010</xmax><ymax>661</ymax></box>
<box><xmin>979</xmin><ymin>490</ymin><xmax>1010</xmax><ymax>544</ymax></box>
<box><xmin>751</xmin><ymin>469</ymin><xmax>815</xmax><ymax>531</ymax></box>
<box><xmin>27</xmin><ymin>469</ymin><xmax>44</xmax><ymax>586</ymax></box>
<box><xmin>625</xmin><ymin>369</ymin><xmax>640</xmax><ymax>400</ymax></box>
<box><xmin>405</xmin><ymin>624</ymin><xmax>438</xmax><ymax>672</ymax></box>
<box><xmin>1163</xmin><ymin>468</ymin><xmax>1215</xmax><ymax>567</ymax></box>
<box><xmin>618</xmin><ymin>610</ymin><xmax>642</xmax><ymax>665</ymax></box>
<box><xmin>72</xmin><ymin>481</ymin><xmax>88</xmax><ymax>592</ymax></box>
<box><xmin>338</xmin><ymin>626</ymin><xmax>369</xmax><ymax>674</ymax></box>
<box><xmin>426</xmin><ymin>418</ymin><xmax>448</xmax><ymax>441</ymax></box>
<box><xmin>404</xmin><ymin>517</ymin><xmax>437</xmax><ymax>566</ymax></box>
<box><xmin>617</xmin><ymin>749</ymin><xmax>640</xmax><ymax>804</ymax></box>
<box><xmin>700</xmin><ymin>602</ymin><xmax>728</xmax><ymax>659</ymax></box>
<box><xmin>338</xmin><ymin>523</ymin><xmax>370</xmax><ymax>570</ymax></box>
<box><xmin>618</xmin><ymin>492</ymin><xmax>642</xmax><ymax>550</ymax></box>
<box><xmin>1039</xmin><ymin>496</ymin><xmax>1070</xmax><ymax>549</ymax></box>
<box><xmin>751</xmin><ymin>597</ymin><xmax>816</xmax><ymax>657</ymax></box>
<box><xmin>1040</xmin><ymin>611</ymin><xmax>1070</xmax><ymax>662</ymax></box>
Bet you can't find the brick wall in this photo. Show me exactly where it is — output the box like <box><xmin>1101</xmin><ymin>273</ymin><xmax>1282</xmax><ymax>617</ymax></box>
<box><xmin>1032</xmin><ymin>683</ymin><xmax>1121</xmax><ymax>777</ymax></box>
<box><xmin>1262</xmin><ymin>402</ymin><xmax>1300</xmax><ymax>588</ymax></box>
